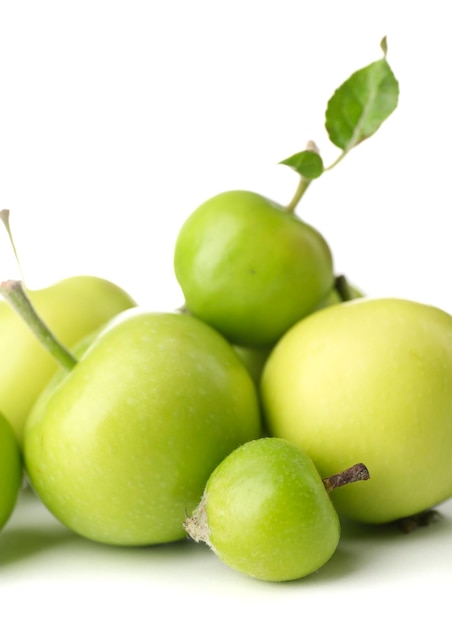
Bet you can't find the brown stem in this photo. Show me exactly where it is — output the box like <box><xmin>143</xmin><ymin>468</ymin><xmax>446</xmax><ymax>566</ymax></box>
<box><xmin>322</xmin><ymin>462</ymin><xmax>370</xmax><ymax>493</ymax></box>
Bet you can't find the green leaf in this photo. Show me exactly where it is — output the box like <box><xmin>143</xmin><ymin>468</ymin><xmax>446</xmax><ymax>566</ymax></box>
<box><xmin>279</xmin><ymin>150</ymin><xmax>324</xmax><ymax>179</ymax></box>
<box><xmin>325</xmin><ymin>51</ymin><xmax>399</xmax><ymax>152</ymax></box>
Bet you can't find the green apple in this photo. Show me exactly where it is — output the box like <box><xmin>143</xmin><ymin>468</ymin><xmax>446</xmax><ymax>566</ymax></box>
<box><xmin>0</xmin><ymin>275</ymin><xmax>136</xmax><ymax>444</ymax></box>
<box><xmin>261</xmin><ymin>297</ymin><xmax>452</xmax><ymax>524</ymax></box>
<box><xmin>174</xmin><ymin>190</ymin><xmax>334</xmax><ymax>348</ymax></box>
<box><xmin>0</xmin><ymin>412</ymin><xmax>22</xmax><ymax>530</ymax></box>
<box><xmin>184</xmin><ymin>437</ymin><xmax>369</xmax><ymax>582</ymax></box>
<box><xmin>24</xmin><ymin>309</ymin><xmax>262</xmax><ymax>546</ymax></box>
<box><xmin>232</xmin><ymin>278</ymin><xmax>363</xmax><ymax>389</ymax></box>
<box><xmin>232</xmin><ymin>344</ymin><xmax>273</xmax><ymax>388</ymax></box>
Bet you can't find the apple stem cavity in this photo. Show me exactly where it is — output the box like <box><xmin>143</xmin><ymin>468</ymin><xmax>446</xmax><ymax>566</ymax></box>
<box><xmin>0</xmin><ymin>279</ymin><xmax>78</xmax><ymax>372</ymax></box>
<box><xmin>322</xmin><ymin>463</ymin><xmax>370</xmax><ymax>493</ymax></box>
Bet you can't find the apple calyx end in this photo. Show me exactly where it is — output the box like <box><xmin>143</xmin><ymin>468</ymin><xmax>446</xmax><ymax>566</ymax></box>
<box><xmin>183</xmin><ymin>494</ymin><xmax>211</xmax><ymax>546</ymax></box>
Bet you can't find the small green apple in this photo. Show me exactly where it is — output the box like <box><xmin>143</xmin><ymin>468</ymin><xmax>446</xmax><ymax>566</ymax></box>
<box><xmin>184</xmin><ymin>437</ymin><xmax>369</xmax><ymax>582</ymax></box>
<box><xmin>24</xmin><ymin>309</ymin><xmax>262</xmax><ymax>546</ymax></box>
<box><xmin>0</xmin><ymin>412</ymin><xmax>22</xmax><ymax>530</ymax></box>
<box><xmin>0</xmin><ymin>275</ymin><xmax>136</xmax><ymax>444</ymax></box>
<box><xmin>261</xmin><ymin>297</ymin><xmax>452</xmax><ymax>524</ymax></box>
<box><xmin>174</xmin><ymin>190</ymin><xmax>334</xmax><ymax>348</ymax></box>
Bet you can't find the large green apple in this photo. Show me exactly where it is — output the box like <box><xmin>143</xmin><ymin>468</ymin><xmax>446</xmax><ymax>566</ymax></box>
<box><xmin>174</xmin><ymin>190</ymin><xmax>334</xmax><ymax>348</ymax></box>
<box><xmin>0</xmin><ymin>412</ymin><xmax>22</xmax><ymax>530</ymax></box>
<box><xmin>24</xmin><ymin>309</ymin><xmax>262</xmax><ymax>546</ymax></box>
<box><xmin>0</xmin><ymin>275</ymin><xmax>136</xmax><ymax>444</ymax></box>
<box><xmin>261</xmin><ymin>297</ymin><xmax>452</xmax><ymax>524</ymax></box>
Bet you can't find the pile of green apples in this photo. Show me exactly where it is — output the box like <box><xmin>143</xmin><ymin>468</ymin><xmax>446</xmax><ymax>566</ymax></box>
<box><xmin>2</xmin><ymin>39</ymin><xmax>452</xmax><ymax>583</ymax></box>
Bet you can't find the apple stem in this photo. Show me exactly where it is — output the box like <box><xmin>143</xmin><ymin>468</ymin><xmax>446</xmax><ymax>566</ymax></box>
<box><xmin>334</xmin><ymin>274</ymin><xmax>355</xmax><ymax>302</ymax></box>
<box><xmin>284</xmin><ymin>140</ymin><xmax>320</xmax><ymax>213</ymax></box>
<box><xmin>284</xmin><ymin>176</ymin><xmax>312</xmax><ymax>213</ymax></box>
<box><xmin>322</xmin><ymin>463</ymin><xmax>370</xmax><ymax>493</ymax></box>
<box><xmin>0</xmin><ymin>209</ymin><xmax>25</xmax><ymax>281</ymax></box>
<box><xmin>0</xmin><ymin>279</ymin><xmax>77</xmax><ymax>371</ymax></box>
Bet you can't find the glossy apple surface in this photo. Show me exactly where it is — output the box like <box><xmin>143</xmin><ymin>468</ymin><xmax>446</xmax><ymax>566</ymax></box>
<box><xmin>261</xmin><ymin>297</ymin><xmax>452</xmax><ymax>524</ymax></box>
<box><xmin>0</xmin><ymin>412</ymin><xmax>22</xmax><ymax>530</ymax></box>
<box><xmin>24</xmin><ymin>310</ymin><xmax>262</xmax><ymax>546</ymax></box>
<box><xmin>185</xmin><ymin>437</ymin><xmax>340</xmax><ymax>581</ymax></box>
<box><xmin>0</xmin><ymin>275</ymin><xmax>136</xmax><ymax>444</ymax></box>
<box><xmin>174</xmin><ymin>190</ymin><xmax>334</xmax><ymax>348</ymax></box>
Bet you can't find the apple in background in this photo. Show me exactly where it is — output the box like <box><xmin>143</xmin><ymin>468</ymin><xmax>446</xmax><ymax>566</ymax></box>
<box><xmin>233</xmin><ymin>277</ymin><xmax>363</xmax><ymax>388</ymax></box>
<box><xmin>233</xmin><ymin>344</ymin><xmax>272</xmax><ymax>388</ymax></box>
<box><xmin>24</xmin><ymin>310</ymin><xmax>262</xmax><ymax>546</ymax></box>
<box><xmin>0</xmin><ymin>275</ymin><xmax>137</xmax><ymax>444</ymax></box>
<box><xmin>0</xmin><ymin>412</ymin><xmax>22</xmax><ymax>530</ymax></box>
<box><xmin>261</xmin><ymin>297</ymin><xmax>452</xmax><ymax>524</ymax></box>
<box><xmin>174</xmin><ymin>190</ymin><xmax>334</xmax><ymax>348</ymax></box>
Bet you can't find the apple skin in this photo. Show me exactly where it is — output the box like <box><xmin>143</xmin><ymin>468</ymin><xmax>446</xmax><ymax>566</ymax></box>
<box><xmin>185</xmin><ymin>437</ymin><xmax>340</xmax><ymax>582</ymax></box>
<box><xmin>174</xmin><ymin>190</ymin><xmax>334</xmax><ymax>348</ymax></box>
<box><xmin>0</xmin><ymin>412</ymin><xmax>22</xmax><ymax>530</ymax></box>
<box><xmin>0</xmin><ymin>275</ymin><xmax>137</xmax><ymax>445</ymax></box>
<box><xmin>261</xmin><ymin>297</ymin><xmax>452</xmax><ymax>524</ymax></box>
<box><xmin>24</xmin><ymin>310</ymin><xmax>262</xmax><ymax>546</ymax></box>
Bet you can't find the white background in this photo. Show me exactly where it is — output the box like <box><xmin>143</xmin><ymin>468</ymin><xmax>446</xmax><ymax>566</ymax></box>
<box><xmin>1</xmin><ymin>1</ymin><xmax>451</xmax><ymax>624</ymax></box>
